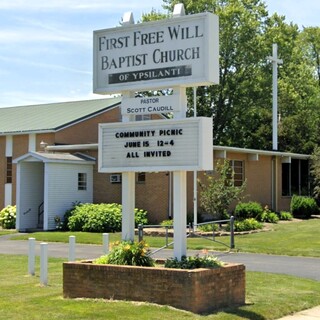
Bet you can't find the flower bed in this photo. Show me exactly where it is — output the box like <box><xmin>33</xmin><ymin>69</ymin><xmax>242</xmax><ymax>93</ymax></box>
<box><xmin>63</xmin><ymin>261</ymin><xmax>245</xmax><ymax>314</ymax></box>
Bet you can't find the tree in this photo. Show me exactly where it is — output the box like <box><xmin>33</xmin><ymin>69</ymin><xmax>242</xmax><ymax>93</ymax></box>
<box><xmin>199</xmin><ymin>160</ymin><xmax>246</xmax><ymax>219</ymax></box>
<box><xmin>310</xmin><ymin>146</ymin><xmax>320</xmax><ymax>203</ymax></box>
<box><xmin>157</xmin><ymin>0</ymin><xmax>320</xmax><ymax>153</ymax></box>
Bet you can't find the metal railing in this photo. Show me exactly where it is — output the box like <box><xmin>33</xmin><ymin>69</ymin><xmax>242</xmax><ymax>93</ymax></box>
<box><xmin>137</xmin><ymin>216</ymin><xmax>235</xmax><ymax>255</ymax></box>
<box><xmin>192</xmin><ymin>216</ymin><xmax>235</xmax><ymax>249</ymax></box>
<box><xmin>38</xmin><ymin>202</ymin><xmax>44</xmax><ymax>226</ymax></box>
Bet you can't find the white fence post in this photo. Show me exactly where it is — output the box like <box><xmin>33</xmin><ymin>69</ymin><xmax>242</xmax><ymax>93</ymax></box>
<box><xmin>102</xmin><ymin>233</ymin><xmax>109</xmax><ymax>254</ymax></box>
<box><xmin>28</xmin><ymin>237</ymin><xmax>35</xmax><ymax>276</ymax></box>
<box><xmin>69</xmin><ymin>235</ymin><xmax>76</xmax><ymax>261</ymax></box>
<box><xmin>40</xmin><ymin>242</ymin><xmax>48</xmax><ymax>286</ymax></box>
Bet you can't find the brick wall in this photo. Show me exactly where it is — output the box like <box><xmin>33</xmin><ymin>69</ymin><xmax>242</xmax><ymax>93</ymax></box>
<box><xmin>63</xmin><ymin>262</ymin><xmax>245</xmax><ymax>314</ymax></box>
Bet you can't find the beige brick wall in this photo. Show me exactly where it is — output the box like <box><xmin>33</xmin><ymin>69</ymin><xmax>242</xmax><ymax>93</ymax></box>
<box><xmin>55</xmin><ymin>107</ymin><xmax>121</xmax><ymax>144</ymax></box>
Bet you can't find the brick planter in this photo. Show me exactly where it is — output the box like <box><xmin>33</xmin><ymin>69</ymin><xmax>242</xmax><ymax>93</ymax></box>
<box><xmin>63</xmin><ymin>261</ymin><xmax>245</xmax><ymax>314</ymax></box>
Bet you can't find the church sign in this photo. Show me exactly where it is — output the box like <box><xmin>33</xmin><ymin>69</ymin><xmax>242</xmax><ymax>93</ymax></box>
<box><xmin>121</xmin><ymin>95</ymin><xmax>181</xmax><ymax>115</ymax></box>
<box><xmin>98</xmin><ymin>117</ymin><xmax>213</xmax><ymax>172</ymax></box>
<box><xmin>93</xmin><ymin>12</ymin><xmax>219</xmax><ymax>93</ymax></box>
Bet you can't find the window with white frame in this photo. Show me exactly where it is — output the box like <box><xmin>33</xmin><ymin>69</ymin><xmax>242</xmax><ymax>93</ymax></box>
<box><xmin>78</xmin><ymin>173</ymin><xmax>87</xmax><ymax>190</ymax></box>
<box><xmin>229</xmin><ymin>160</ymin><xmax>244</xmax><ymax>186</ymax></box>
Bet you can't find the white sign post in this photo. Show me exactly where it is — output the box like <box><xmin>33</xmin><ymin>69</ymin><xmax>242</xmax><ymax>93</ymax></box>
<box><xmin>95</xmin><ymin>4</ymin><xmax>219</xmax><ymax>260</ymax></box>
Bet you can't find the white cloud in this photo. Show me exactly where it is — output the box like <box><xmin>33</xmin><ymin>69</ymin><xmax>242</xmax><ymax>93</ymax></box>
<box><xmin>0</xmin><ymin>0</ymin><xmax>164</xmax><ymax>13</ymax></box>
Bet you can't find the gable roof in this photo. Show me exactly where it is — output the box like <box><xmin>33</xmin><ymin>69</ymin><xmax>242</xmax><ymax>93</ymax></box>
<box><xmin>0</xmin><ymin>97</ymin><xmax>121</xmax><ymax>135</ymax></box>
<box><xmin>13</xmin><ymin>151</ymin><xmax>96</xmax><ymax>165</ymax></box>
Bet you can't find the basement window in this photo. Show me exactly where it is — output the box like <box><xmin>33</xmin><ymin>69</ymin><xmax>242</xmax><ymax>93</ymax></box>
<box><xmin>78</xmin><ymin>173</ymin><xmax>87</xmax><ymax>191</ymax></box>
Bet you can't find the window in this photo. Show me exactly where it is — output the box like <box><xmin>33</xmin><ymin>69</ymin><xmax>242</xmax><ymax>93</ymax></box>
<box><xmin>228</xmin><ymin>160</ymin><xmax>244</xmax><ymax>186</ymax></box>
<box><xmin>6</xmin><ymin>157</ymin><xmax>12</xmax><ymax>184</ymax></box>
<box><xmin>78</xmin><ymin>173</ymin><xmax>87</xmax><ymax>190</ymax></box>
<box><xmin>282</xmin><ymin>159</ymin><xmax>309</xmax><ymax>196</ymax></box>
<box><xmin>135</xmin><ymin>114</ymin><xmax>151</xmax><ymax>121</ymax></box>
<box><xmin>137</xmin><ymin>172</ymin><xmax>146</xmax><ymax>183</ymax></box>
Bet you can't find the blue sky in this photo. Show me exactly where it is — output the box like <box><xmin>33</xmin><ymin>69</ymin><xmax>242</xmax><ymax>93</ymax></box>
<box><xmin>0</xmin><ymin>0</ymin><xmax>319</xmax><ymax>108</ymax></box>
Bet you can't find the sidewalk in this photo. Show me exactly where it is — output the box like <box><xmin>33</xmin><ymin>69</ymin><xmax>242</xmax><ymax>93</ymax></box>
<box><xmin>277</xmin><ymin>305</ymin><xmax>320</xmax><ymax>319</ymax></box>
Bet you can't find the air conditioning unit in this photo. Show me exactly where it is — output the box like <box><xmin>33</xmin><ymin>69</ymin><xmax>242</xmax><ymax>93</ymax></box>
<box><xmin>110</xmin><ymin>174</ymin><xmax>121</xmax><ymax>183</ymax></box>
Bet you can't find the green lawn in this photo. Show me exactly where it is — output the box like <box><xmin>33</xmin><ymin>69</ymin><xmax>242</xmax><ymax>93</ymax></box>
<box><xmin>0</xmin><ymin>254</ymin><xmax>319</xmax><ymax>320</ymax></box>
<box><xmin>0</xmin><ymin>229</ymin><xmax>16</xmax><ymax>236</ymax></box>
<box><xmin>11</xmin><ymin>218</ymin><xmax>320</xmax><ymax>257</ymax></box>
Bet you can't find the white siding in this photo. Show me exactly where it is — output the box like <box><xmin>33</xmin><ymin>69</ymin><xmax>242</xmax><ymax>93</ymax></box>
<box><xmin>28</xmin><ymin>134</ymin><xmax>36</xmax><ymax>152</ymax></box>
<box><xmin>5</xmin><ymin>135</ymin><xmax>12</xmax><ymax>157</ymax></box>
<box><xmin>45</xmin><ymin>163</ymin><xmax>93</xmax><ymax>230</ymax></box>
<box><xmin>4</xmin><ymin>184</ymin><xmax>12</xmax><ymax>207</ymax></box>
<box><xmin>18</xmin><ymin>162</ymin><xmax>44</xmax><ymax>230</ymax></box>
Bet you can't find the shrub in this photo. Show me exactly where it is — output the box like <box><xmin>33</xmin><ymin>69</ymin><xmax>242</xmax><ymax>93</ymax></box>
<box><xmin>228</xmin><ymin>218</ymin><xmax>263</xmax><ymax>232</ymax></box>
<box><xmin>199</xmin><ymin>160</ymin><xmax>246</xmax><ymax>220</ymax></box>
<box><xmin>278</xmin><ymin>211</ymin><xmax>293</xmax><ymax>221</ymax></box>
<box><xmin>290</xmin><ymin>195</ymin><xmax>319</xmax><ymax>219</ymax></box>
<box><xmin>94</xmin><ymin>240</ymin><xmax>154</xmax><ymax>267</ymax></box>
<box><xmin>66</xmin><ymin>203</ymin><xmax>148</xmax><ymax>232</ymax></box>
<box><xmin>257</xmin><ymin>206</ymin><xmax>279</xmax><ymax>223</ymax></box>
<box><xmin>160</xmin><ymin>219</ymin><xmax>174</xmax><ymax>227</ymax></box>
<box><xmin>164</xmin><ymin>255</ymin><xmax>223</xmax><ymax>269</ymax></box>
<box><xmin>234</xmin><ymin>202</ymin><xmax>263</xmax><ymax>220</ymax></box>
<box><xmin>197</xmin><ymin>223</ymin><xmax>219</xmax><ymax>232</ymax></box>
<box><xmin>0</xmin><ymin>205</ymin><xmax>16</xmax><ymax>229</ymax></box>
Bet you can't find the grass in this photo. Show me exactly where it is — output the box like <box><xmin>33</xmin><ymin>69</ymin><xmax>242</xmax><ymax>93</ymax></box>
<box><xmin>0</xmin><ymin>229</ymin><xmax>16</xmax><ymax>236</ymax></box>
<box><xmin>10</xmin><ymin>218</ymin><xmax>320</xmax><ymax>257</ymax></box>
<box><xmin>0</xmin><ymin>254</ymin><xmax>320</xmax><ymax>320</ymax></box>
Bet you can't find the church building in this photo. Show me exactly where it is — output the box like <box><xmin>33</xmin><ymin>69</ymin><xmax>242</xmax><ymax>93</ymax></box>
<box><xmin>0</xmin><ymin>97</ymin><xmax>310</xmax><ymax>231</ymax></box>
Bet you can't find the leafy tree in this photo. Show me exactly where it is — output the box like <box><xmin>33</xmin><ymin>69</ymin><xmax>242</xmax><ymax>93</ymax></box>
<box><xmin>311</xmin><ymin>146</ymin><xmax>320</xmax><ymax>203</ymax></box>
<box><xmin>149</xmin><ymin>0</ymin><xmax>320</xmax><ymax>153</ymax></box>
<box><xmin>199</xmin><ymin>160</ymin><xmax>246</xmax><ymax>219</ymax></box>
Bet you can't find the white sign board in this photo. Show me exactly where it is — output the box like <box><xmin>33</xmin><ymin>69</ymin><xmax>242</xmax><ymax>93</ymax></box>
<box><xmin>93</xmin><ymin>12</ymin><xmax>219</xmax><ymax>94</ymax></box>
<box><xmin>121</xmin><ymin>95</ymin><xmax>181</xmax><ymax>115</ymax></box>
<box><xmin>99</xmin><ymin>117</ymin><xmax>213</xmax><ymax>172</ymax></box>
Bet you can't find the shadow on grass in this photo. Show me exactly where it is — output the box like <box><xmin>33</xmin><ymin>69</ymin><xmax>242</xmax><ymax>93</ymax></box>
<box><xmin>207</xmin><ymin>304</ymin><xmax>266</xmax><ymax>320</ymax></box>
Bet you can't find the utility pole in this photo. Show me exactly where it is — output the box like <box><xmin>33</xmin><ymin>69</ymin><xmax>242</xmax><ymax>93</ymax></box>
<box><xmin>267</xmin><ymin>43</ymin><xmax>283</xmax><ymax>151</ymax></box>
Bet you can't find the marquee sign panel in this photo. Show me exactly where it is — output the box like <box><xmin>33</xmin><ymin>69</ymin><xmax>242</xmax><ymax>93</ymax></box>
<box><xmin>98</xmin><ymin>117</ymin><xmax>213</xmax><ymax>172</ymax></box>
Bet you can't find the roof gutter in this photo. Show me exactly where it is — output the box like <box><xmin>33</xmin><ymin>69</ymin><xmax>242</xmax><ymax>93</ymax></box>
<box><xmin>46</xmin><ymin>143</ymin><xmax>98</xmax><ymax>151</ymax></box>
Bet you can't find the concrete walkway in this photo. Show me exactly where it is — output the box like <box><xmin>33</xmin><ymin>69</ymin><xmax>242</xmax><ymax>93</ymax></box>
<box><xmin>1</xmin><ymin>233</ymin><xmax>319</xmax><ymax>319</ymax></box>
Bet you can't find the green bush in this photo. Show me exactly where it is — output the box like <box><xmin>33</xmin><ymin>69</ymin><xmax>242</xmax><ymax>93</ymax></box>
<box><xmin>234</xmin><ymin>202</ymin><xmax>263</xmax><ymax>220</ymax></box>
<box><xmin>0</xmin><ymin>205</ymin><xmax>16</xmax><ymax>229</ymax></box>
<box><xmin>66</xmin><ymin>203</ymin><xmax>148</xmax><ymax>232</ymax></box>
<box><xmin>278</xmin><ymin>211</ymin><xmax>293</xmax><ymax>221</ymax></box>
<box><xmin>290</xmin><ymin>195</ymin><xmax>319</xmax><ymax>219</ymax></box>
<box><xmin>257</xmin><ymin>206</ymin><xmax>279</xmax><ymax>223</ymax></box>
<box><xmin>164</xmin><ymin>255</ymin><xmax>223</xmax><ymax>269</ymax></box>
<box><xmin>229</xmin><ymin>218</ymin><xmax>263</xmax><ymax>232</ymax></box>
<box><xmin>94</xmin><ymin>240</ymin><xmax>154</xmax><ymax>267</ymax></box>
<box><xmin>197</xmin><ymin>223</ymin><xmax>219</xmax><ymax>232</ymax></box>
<box><xmin>160</xmin><ymin>219</ymin><xmax>174</xmax><ymax>227</ymax></box>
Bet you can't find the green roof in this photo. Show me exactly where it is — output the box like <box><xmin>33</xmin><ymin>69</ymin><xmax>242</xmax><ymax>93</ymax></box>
<box><xmin>0</xmin><ymin>97</ymin><xmax>121</xmax><ymax>135</ymax></box>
